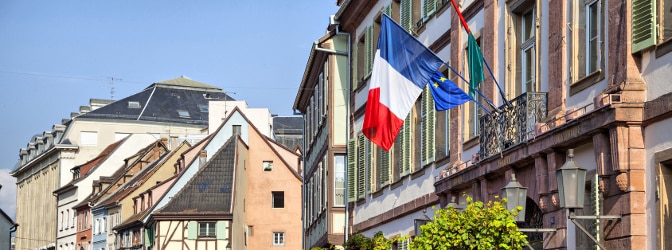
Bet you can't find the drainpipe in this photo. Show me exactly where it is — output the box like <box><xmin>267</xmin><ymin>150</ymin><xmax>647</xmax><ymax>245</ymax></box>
<box><xmin>9</xmin><ymin>223</ymin><xmax>17</xmax><ymax>250</ymax></box>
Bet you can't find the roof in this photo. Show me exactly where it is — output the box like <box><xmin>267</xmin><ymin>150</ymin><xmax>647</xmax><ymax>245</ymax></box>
<box><xmin>76</xmin><ymin>76</ymin><xmax>235</xmax><ymax>125</ymax></box>
<box><xmin>272</xmin><ymin>116</ymin><xmax>304</xmax><ymax>134</ymax></box>
<box><xmin>153</xmin><ymin>136</ymin><xmax>236</xmax><ymax>215</ymax></box>
<box><xmin>150</xmin><ymin>76</ymin><xmax>222</xmax><ymax>91</ymax></box>
<box><xmin>0</xmin><ymin>208</ymin><xmax>16</xmax><ymax>227</ymax></box>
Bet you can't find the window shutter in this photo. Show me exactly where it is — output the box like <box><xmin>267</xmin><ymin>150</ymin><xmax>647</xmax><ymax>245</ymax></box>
<box><xmin>366</xmin><ymin>139</ymin><xmax>373</xmax><ymax>193</ymax></box>
<box><xmin>216</xmin><ymin>221</ymin><xmax>227</xmax><ymax>240</ymax></box>
<box><xmin>423</xmin><ymin>0</ymin><xmax>437</xmax><ymax>20</ymax></box>
<box><xmin>357</xmin><ymin>135</ymin><xmax>366</xmax><ymax>199</ymax></box>
<box><xmin>187</xmin><ymin>221</ymin><xmax>197</xmax><ymax>240</ymax></box>
<box><xmin>144</xmin><ymin>228</ymin><xmax>152</xmax><ymax>247</ymax></box>
<box><xmin>401</xmin><ymin>0</ymin><xmax>413</xmax><ymax>31</ymax></box>
<box><xmin>632</xmin><ymin>0</ymin><xmax>656</xmax><ymax>53</ymax></box>
<box><xmin>402</xmin><ymin>115</ymin><xmax>412</xmax><ymax>175</ymax></box>
<box><xmin>378</xmin><ymin>147</ymin><xmax>390</xmax><ymax>186</ymax></box>
<box><xmin>383</xmin><ymin>4</ymin><xmax>392</xmax><ymax>17</ymax></box>
<box><xmin>348</xmin><ymin>139</ymin><xmax>357</xmax><ymax>201</ymax></box>
<box><xmin>366</xmin><ymin>26</ymin><xmax>375</xmax><ymax>74</ymax></box>
<box><xmin>425</xmin><ymin>86</ymin><xmax>435</xmax><ymax>163</ymax></box>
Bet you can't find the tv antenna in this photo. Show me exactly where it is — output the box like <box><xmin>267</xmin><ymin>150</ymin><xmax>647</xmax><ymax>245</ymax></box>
<box><xmin>108</xmin><ymin>77</ymin><xmax>122</xmax><ymax>100</ymax></box>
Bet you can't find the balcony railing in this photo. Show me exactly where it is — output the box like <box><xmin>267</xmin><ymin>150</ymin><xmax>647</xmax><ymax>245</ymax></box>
<box><xmin>479</xmin><ymin>92</ymin><xmax>548</xmax><ymax>160</ymax></box>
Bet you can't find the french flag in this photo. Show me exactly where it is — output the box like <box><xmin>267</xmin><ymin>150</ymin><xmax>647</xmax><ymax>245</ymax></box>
<box><xmin>363</xmin><ymin>14</ymin><xmax>444</xmax><ymax>151</ymax></box>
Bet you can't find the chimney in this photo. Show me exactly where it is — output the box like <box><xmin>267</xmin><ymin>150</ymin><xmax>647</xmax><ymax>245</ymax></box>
<box><xmin>199</xmin><ymin>150</ymin><xmax>207</xmax><ymax>168</ymax></box>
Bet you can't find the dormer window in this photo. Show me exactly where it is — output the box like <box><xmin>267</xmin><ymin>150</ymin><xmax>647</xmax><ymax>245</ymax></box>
<box><xmin>198</xmin><ymin>105</ymin><xmax>209</xmax><ymax>112</ymax></box>
<box><xmin>128</xmin><ymin>101</ymin><xmax>141</xmax><ymax>109</ymax></box>
<box><xmin>177</xmin><ymin>110</ymin><xmax>190</xmax><ymax>118</ymax></box>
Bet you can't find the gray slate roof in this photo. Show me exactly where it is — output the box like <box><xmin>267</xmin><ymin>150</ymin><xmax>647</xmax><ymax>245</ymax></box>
<box><xmin>154</xmin><ymin>136</ymin><xmax>236</xmax><ymax>215</ymax></box>
<box><xmin>77</xmin><ymin>76</ymin><xmax>234</xmax><ymax>125</ymax></box>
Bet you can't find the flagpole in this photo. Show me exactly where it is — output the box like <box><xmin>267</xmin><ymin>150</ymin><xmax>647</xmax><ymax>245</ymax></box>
<box><xmin>445</xmin><ymin>63</ymin><xmax>499</xmax><ymax>113</ymax></box>
<box><xmin>450</xmin><ymin>0</ymin><xmax>511</xmax><ymax>108</ymax></box>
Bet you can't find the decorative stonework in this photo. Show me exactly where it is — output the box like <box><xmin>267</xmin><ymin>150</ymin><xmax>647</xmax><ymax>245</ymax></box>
<box><xmin>616</xmin><ymin>173</ymin><xmax>628</xmax><ymax>192</ymax></box>
<box><xmin>551</xmin><ymin>193</ymin><xmax>560</xmax><ymax>209</ymax></box>
<box><xmin>599</xmin><ymin>178</ymin><xmax>607</xmax><ymax>194</ymax></box>
<box><xmin>539</xmin><ymin>195</ymin><xmax>553</xmax><ymax>212</ymax></box>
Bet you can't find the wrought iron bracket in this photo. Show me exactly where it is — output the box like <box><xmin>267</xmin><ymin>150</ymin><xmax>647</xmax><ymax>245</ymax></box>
<box><xmin>568</xmin><ymin>210</ymin><xmax>621</xmax><ymax>250</ymax></box>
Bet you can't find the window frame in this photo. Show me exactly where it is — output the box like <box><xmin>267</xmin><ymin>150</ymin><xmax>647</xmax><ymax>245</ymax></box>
<box><xmin>273</xmin><ymin>232</ymin><xmax>285</xmax><ymax>246</ymax></box>
<box><xmin>198</xmin><ymin>222</ymin><xmax>216</xmax><ymax>238</ymax></box>
<box><xmin>272</xmin><ymin>191</ymin><xmax>285</xmax><ymax>209</ymax></box>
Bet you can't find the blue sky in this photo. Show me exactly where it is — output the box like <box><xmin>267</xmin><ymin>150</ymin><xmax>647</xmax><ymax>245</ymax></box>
<box><xmin>0</xmin><ymin>1</ymin><xmax>340</xmax><ymax>219</ymax></box>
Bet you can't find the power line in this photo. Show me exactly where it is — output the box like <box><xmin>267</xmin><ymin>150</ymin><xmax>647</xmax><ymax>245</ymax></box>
<box><xmin>0</xmin><ymin>70</ymin><xmax>145</xmax><ymax>83</ymax></box>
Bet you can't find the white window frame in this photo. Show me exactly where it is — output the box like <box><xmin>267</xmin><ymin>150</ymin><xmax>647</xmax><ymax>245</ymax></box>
<box><xmin>520</xmin><ymin>8</ymin><xmax>536</xmax><ymax>93</ymax></box>
<box><xmin>198</xmin><ymin>222</ymin><xmax>216</xmax><ymax>238</ymax></box>
<box><xmin>273</xmin><ymin>232</ymin><xmax>285</xmax><ymax>246</ymax></box>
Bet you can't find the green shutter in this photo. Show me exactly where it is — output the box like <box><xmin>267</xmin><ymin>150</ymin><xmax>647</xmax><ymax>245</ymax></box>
<box><xmin>425</xmin><ymin>86</ymin><xmax>435</xmax><ymax>163</ymax></box>
<box><xmin>402</xmin><ymin>115</ymin><xmax>412</xmax><ymax>175</ymax></box>
<box><xmin>144</xmin><ymin>227</ymin><xmax>152</xmax><ymax>247</ymax></box>
<box><xmin>632</xmin><ymin>0</ymin><xmax>656</xmax><ymax>53</ymax></box>
<box><xmin>366</xmin><ymin>26</ymin><xmax>374</xmax><ymax>74</ymax></box>
<box><xmin>187</xmin><ymin>221</ymin><xmax>197</xmax><ymax>240</ymax></box>
<box><xmin>347</xmin><ymin>139</ymin><xmax>357</xmax><ymax>201</ymax></box>
<box><xmin>366</xmin><ymin>139</ymin><xmax>373</xmax><ymax>193</ymax></box>
<box><xmin>423</xmin><ymin>0</ymin><xmax>437</xmax><ymax>20</ymax></box>
<box><xmin>378</xmin><ymin>147</ymin><xmax>390</xmax><ymax>186</ymax></box>
<box><xmin>383</xmin><ymin>4</ymin><xmax>392</xmax><ymax>17</ymax></box>
<box><xmin>401</xmin><ymin>0</ymin><xmax>413</xmax><ymax>31</ymax></box>
<box><xmin>357</xmin><ymin>135</ymin><xmax>366</xmax><ymax>199</ymax></box>
<box><xmin>216</xmin><ymin>221</ymin><xmax>227</xmax><ymax>240</ymax></box>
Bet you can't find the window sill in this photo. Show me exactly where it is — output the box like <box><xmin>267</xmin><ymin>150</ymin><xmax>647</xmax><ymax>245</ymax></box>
<box><xmin>570</xmin><ymin>69</ymin><xmax>603</xmax><ymax>96</ymax></box>
<box><xmin>656</xmin><ymin>38</ymin><xmax>672</xmax><ymax>58</ymax></box>
<box><xmin>411</xmin><ymin>166</ymin><xmax>427</xmax><ymax>180</ymax></box>
<box><xmin>463</xmin><ymin>135</ymin><xmax>479</xmax><ymax>150</ymax></box>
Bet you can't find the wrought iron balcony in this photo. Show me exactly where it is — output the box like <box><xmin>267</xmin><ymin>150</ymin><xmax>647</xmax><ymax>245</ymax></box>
<box><xmin>479</xmin><ymin>92</ymin><xmax>548</xmax><ymax>160</ymax></box>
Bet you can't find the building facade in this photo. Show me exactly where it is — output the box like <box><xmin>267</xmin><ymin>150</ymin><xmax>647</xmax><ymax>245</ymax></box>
<box><xmin>324</xmin><ymin>0</ymin><xmax>672</xmax><ymax>249</ymax></box>
<box><xmin>295</xmin><ymin>28</ymin><xmax>350</xmax><ymax>249</ymax></box>
<box><xmin>10</xmin><ymin>77</ymin><xmax>232</xmax><ymax>250</ymax></box>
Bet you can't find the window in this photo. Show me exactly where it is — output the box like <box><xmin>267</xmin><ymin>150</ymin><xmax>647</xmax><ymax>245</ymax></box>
<box><xmin>570</xmin><ymin>0</ymin><xmax>603</xmax><ymax>82</ymax></box>
<box><xmin>198</xmin><ymin>105</ymin><xmax>208</xmax><ymax>112</ymax></box>
<box><xmin>334</xmin><ymin>155</ymin><xmax>346</xmax><ymax>206</ymax></box>
<box><xmin>273</xmin><ymin>232</ymin><xmax>285</xmax><ymax>246</ymax></box>
<box><xmin>198</xmin><ymin>222</ymin><xmax>216</xmax><ymax>237</ymax></box>
<box><xmin>80</xmin><ymin>131</ymin><xmax>98</xmax><ymax>146</ymax></box>
<box><xmin>177</xmin><ymin>110</ymin><xmax>190</xmax><ymax>118</ymax></box>
<box><xmin>272</xmin><ymin>191</ymin><xmax>284</xmax><ymax>208</ymax></box>
<box><xmin>127</xmin><ymin>101</ymin><xmax>141</xmax><ymax>108</ymax></box>
<box><xmin>662</xmin><ymin>0</ymin><xmax>672</xmax><ymax>41</ymax></box>
<box><xmin>263</xmin><ymin>161</ymin><xmax>273</xmax><ymax>171</ymax></box>
<box><xmin>248</xmin><ymin>225</ymin><xmax>253</xmax><ymax>236</ymax></box>
<box><xmin>60</xmin><ymin>211</ymin><xmax>64</xmax><ymax>230</ymax></box>
<box><xmin>232</xmin><ymin>125</ymin><xmax>241</xmax><ymax>136</ymax></box>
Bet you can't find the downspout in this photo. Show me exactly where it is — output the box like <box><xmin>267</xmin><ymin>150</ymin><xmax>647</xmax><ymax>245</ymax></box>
<box><xmin>9</xmin><ymin>223</ymin><xmax>18</xmax><ymax>250</ymax></box>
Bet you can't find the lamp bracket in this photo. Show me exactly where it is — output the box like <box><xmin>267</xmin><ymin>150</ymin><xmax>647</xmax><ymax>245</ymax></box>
<box><xmin>569</xmin><ymin>214</ymin><xmax>621</xmax><ymax>220</ymax></box>
<box><xmin>518</xmin><ymin>228</ymin><xmax>557</xmax><ymax>233</ymax></box>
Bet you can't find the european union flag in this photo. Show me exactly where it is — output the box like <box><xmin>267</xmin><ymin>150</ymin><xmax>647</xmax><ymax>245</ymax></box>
<box><xmin>429</xmin><ymin>71</ymin><xmax>473</xmax><ymax>111</ymax></box>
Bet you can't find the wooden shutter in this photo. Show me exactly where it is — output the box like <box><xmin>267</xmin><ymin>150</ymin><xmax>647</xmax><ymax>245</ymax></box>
<box><xmin>187</xmin><ymin>221</ymin><xmax>197</xmax><ymax>240</ymax></box>
<box><xmin>402</xmin><ymin>115</ymin><xmax>412</xmax><ymax>175</ymax></box>
<box><xmin>348</xmin><ymin>139</ymin><xmax>357</xmax><ymax>201</ymax></box>
<box><xmin>365</xmin><ymin>25</ymin><xmax>375</xmax><ymax>74</ymax></box>
<box><xmin>357</xmin><ymin>135</ymin><xmax>366</xmax><ymax>199</ymax></box>
<box><xmin>424</xmin><ymin>86</ymin><xmax>436</xmax><ymax>164</ymax></box>
<box><xmin>216</xmin><ymin>221</ymin><xmax>227</xmax><ymax>240</ymax></box>
<box><xmin>423</xmin><ymin>0</ymin><xmax>437</xmax><ymax>20</ymax></box>
<box><xmin>632</xmin><ymin>0</ymin><xmax>656</xmax><ymax>53</ymax></box>
<box><xmin>383</xmin><ymin>4</ymin><xmax>392</xmax><ymax>17</ymax></box>
<box><xmin>401</xmin><ymin>0</ymin><xmax>413</xmax><ymax>31</ymax></box>
<box><xmin>366</xmin><ymin>139</ymin><xmax>373</xmax><ymax>193</ymax></box>
<box><xmin>377</xmin><ymin>147</ymin><xmax>390</xmax><ymax>186</ymax></box>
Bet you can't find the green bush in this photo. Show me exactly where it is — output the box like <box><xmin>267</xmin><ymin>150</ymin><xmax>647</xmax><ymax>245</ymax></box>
<box><xmin>411</xmin><ymin>196</ymin><xmax>528</xmax><ymax>250</ymax></box>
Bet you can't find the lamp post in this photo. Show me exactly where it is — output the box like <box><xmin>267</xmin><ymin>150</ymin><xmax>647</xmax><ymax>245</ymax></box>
<box><xmin>413</xmin><ymin>209</ymin><xmax>431</xmax><ymax>237</ymax></box>
<box><xmin>556</xmin><ymin>149</ymin><xmax>620</xmax><ymax>250</ymax></box>
<box><xmin>501</xmin><ymin>173</ymin><xmax>527</xmax><ymax>222</ymax></box>
<box><xmin>501</xmin><ymin>174</ymin><xmax>556</xmax><ymax>236</ymax></box>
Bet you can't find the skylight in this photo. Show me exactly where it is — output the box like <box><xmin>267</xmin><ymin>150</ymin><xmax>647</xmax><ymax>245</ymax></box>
<box><xmin>199</xmin><ymin>105</ymin><xmax>209</xmax><ymax>112</ymax></box>
<box><xmin>128</xmin><ymin>101</ymin><xmax>141</xmax><ymax>108</ymax></box>
<box><xmin>177</xmin><ymin>110</ymin><xmax>190</xmax><ymax>118</ymax></box>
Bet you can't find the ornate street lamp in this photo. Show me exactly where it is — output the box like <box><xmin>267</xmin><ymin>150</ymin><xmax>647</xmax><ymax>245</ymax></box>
<box><xmin>556</xmin><ymin>148</ymin><xmax>620</xmax><ymax>250</ymax></box>
<box><xmin>413</xmin><ymin>209</ymin><xmax>431</xmax><ymax>236</ymax></box>
<box><xmin>501</xmin><ymin>173</ymin><xmax>527</xmax><ymax>222</ymax></box>
<box><xmin>556</xmin><ymin>149</ymin><xmax>586</xmax><ymax>209</ymax></box>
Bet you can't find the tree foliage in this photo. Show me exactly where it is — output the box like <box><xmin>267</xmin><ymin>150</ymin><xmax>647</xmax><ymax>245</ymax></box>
<box><xmin>344</xmin><ymin>231</ymin><xmax>392</xmax><ymax>250</ymax></box>
<box><xmin>411</xmin><ymin>196</ymin><xmax>528</xmax><ymax>250</ymax></box>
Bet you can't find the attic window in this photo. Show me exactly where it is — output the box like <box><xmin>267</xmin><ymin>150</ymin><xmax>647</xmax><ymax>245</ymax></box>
<box><xmin>177</xmin><ymin>110</ymin><xmax>190</xmax><ymax>118</ymax></box>
<box><xmin>199</xmin><ymin>105</ymin><xmax>209</xmax><ymax>112</ymax></box>
<box><xmin>128</xmin><ymin>101</ymin><xmax>141</xmax><ymax>109</ymax></box>
<box><xmin>263</xmin><ymin>161</ymin><xmax>273</xmax><ymax>171</ymax></box>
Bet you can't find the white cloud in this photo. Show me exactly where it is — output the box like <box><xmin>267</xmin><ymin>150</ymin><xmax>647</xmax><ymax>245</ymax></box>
<box><xmin>0</xmin><ymin>168</ymin><xmax>16</xmax><ymax>220</ymax></box>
